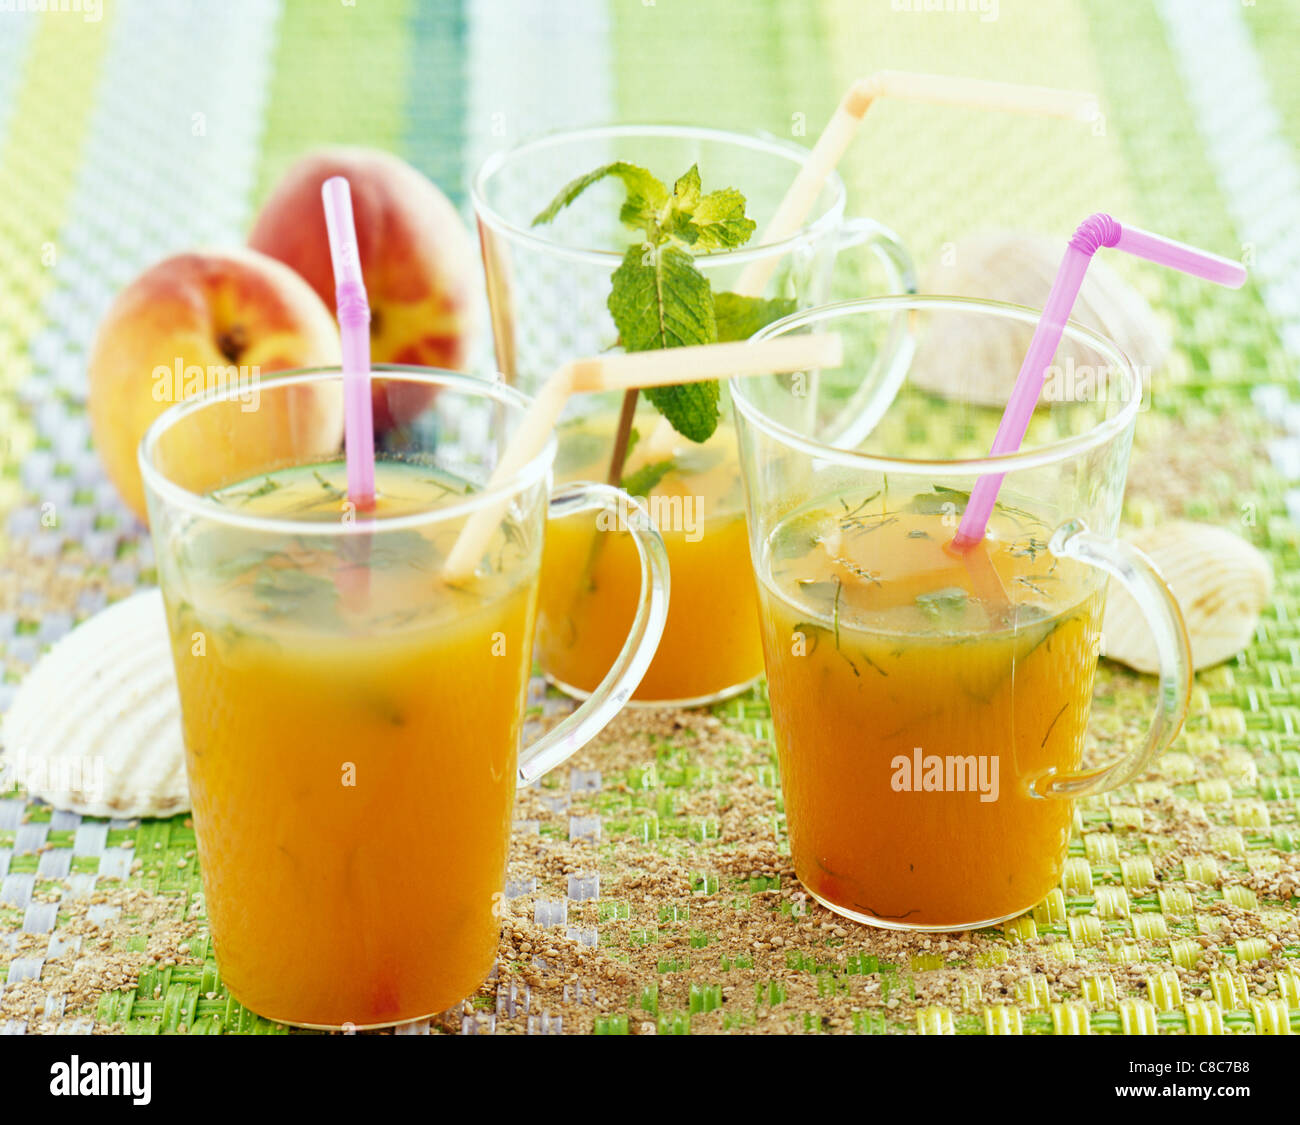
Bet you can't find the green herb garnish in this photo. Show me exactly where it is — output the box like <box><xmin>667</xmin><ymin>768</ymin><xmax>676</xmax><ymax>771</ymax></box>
<box><xmin>915</xmin><ymin>587</ymin><xmax>969</xmax><ymax>623</ymax></box>
<box><xmin>365</xmin><ymin>530</ymin><xmax>439</xmax><ymax>571</ymax></box>
<box><xmin>621</xmin><ymin>459</ymin><xmax>676</xmax><ymax>498</ymax></box>
<box><xmin>1011</xmin><ymin>536</ymin><xmax>1048</xmax><ymax>561</ymax></box>
<box><xmin>713</xmin><ymin>291</ymin><xmax>797</xmax><ymax>344</ymax></box>
<box><xmin>420</xmin><ymin>476</ymin><xmax>474</xmax><ymax>497</ymax></box>
<box><xmin>209</xmin><ymin>547</ymin><xmax>293</xmax><ymax>583</ymax></box>
<box><xmin>214</xmin><ymin>475</ymin><xmax>282</xmax><ymax>505</ymax></box>
<box><xmin>313</xmin><ymin>470</ymin><xmax>346</xmax><ymax>502</ymax></box>
<box><xmin>1014</xmin><ymin>574</ymin><xmax>1053</xmax><ymax>597</ymax></box>
<box><xmin>908</xmin><ymin>485</ymin><xmax>970</xmax><ymax>516</ymax></box>
<box><xmin>251</xmin><ymin>567</ymin><xmax>341</xmax><ymax>622</ymax></box>
<box><xmin>533</xmin><ymin>160</ymin><xmax>786</xmax><ymax>448</ymax></box>
<box><xmin>791</xmin><ymin>621</ymin><xmax>823</xmax><ymax>653</ymax></box>
<box><xmin>859</xmin><ymin>650</ymin><xmax>888</xmax><ymax>677</ymax></box>
<box><xmin>1041</xmin><ymin>702</ymin><xmax>1069</xmax><ymax>747</ymax></box>
<box><xmin>536</xmin><ymin>159</ymin><xmax>792</xmax><ymax>600</ymax></box>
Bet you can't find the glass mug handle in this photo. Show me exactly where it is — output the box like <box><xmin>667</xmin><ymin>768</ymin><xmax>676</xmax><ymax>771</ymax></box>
<box><xmin>515</xmin><ymin>482</ymin><xmax>670</xmax><ymax>787</ymax></box>
<box><xmin>1037</xmin><ymin>518</ymin><xmax>1194</xmax><ymax>799</ymax></box>
<box><xmin>816</xmin><ymin>217</ymin><xmax>919</xmax><ymax>448</ymax></box>
<box><xmin>835</xmin><ymin>215</ymin><xmax>918</xmax><ymax>296</ymax></box>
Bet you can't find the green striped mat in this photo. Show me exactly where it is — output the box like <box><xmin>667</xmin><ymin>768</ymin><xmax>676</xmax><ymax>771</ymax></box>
<box><xmin>0</xmin><ymin>0</ymin><xmax>1297</xmax><ymax>1035</ymax></box>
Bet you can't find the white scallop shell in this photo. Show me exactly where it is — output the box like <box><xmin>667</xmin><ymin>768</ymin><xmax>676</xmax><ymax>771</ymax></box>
<box><xmin>1</xmin><ymin>589</ymin><xmax>188</xmax><ymax>818</ymax></box>
<box><xmin>1102</xmin><ymin>522</ymin><xmax>1273</xmax><ymax>674</ymax></box>
<box><xmin>914</xmin><ymin>231</ymin><xmax>1171</xmax><ymax>405</ymax></box>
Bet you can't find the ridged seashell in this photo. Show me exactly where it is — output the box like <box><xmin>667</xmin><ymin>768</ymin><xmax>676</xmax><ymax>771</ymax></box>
<box><xmin>914</xmin><ymin>231</ymin><xmax>1171</xmax><ymax>405</ymax></box>
<box><xmin>1</xmin><ymin>589</ymin><xmax>188</xmax><ymax>817</ymax></box>
<box><xmin>1102</xmin><ymin>522</ymin><xmax>1272</xmax><ymax>674</ymax></box>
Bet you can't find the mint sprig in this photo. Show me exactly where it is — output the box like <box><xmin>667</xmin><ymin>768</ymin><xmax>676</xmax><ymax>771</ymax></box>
<box><xmin>534</xmin><ymin>161</ymin><xmax>766</xmax><ymax>445</ymax></box>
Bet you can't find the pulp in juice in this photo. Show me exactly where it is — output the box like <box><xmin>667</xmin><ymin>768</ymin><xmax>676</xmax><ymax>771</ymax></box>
<box><xmin>163</xmin><ymin>460</ymin><xmax>538</xmax><ymax>1027</ymax></box>
<box><xmin>756</xmin><ymin>487</ymin><xmax>1104</xmax><ymax>928</ymax></box>
<box><xmin>537</xmin><ymin>410</ymin><xmax>762</xmax><ymax>703</ymax></box>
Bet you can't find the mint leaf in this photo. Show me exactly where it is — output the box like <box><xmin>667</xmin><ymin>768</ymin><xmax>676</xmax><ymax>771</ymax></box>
<box><xmin>608</xmin><ymin>243</ymin><xmax>716</xmax><ymax>352</ymax></box>
<box><xmin>365</xmin><ymin>529</ymin><xmax>438</xmax><ymax>570</ymax></box>
<box><xmin>208</xmin><ymin>547</ymin><xmax>289</xmax><ymax>582</ymax></box>
<box><xmin>663</xmin><ymin>166</ymin><xmax>755</xmax><ymax>250</ymax></box>
<box><xmin>531</xmin><ymin>162</ymin><xmax>668</xmax><ymax>229</ymax></box>
<box><xmin>622</xmin><ymin>459</ymin><xmax>676</xmax><ymax>497</ymax></box>
<box><xmin>670</xmin><ymin>165</ymin><xmax>701</xmax><ymax>213</ymax></box>
<box><xmin>681</xmin><ymin>187</ymin><xmax>756</xmax><ymax>249</ymax></box>
<box><xmin>915</xmin><ymin>586</ymin><xmax>969</xmax><ymax>626</ymax></box>
<box><xmin>713</xmin><ymin>291</ymin><xmax>798</xmax><ymax>342</ymax></box>
<box><xmin>252</xmin><ymin>567</ymin><xmax>341</xmax><ymax>622</ymax></box>
<box><xmin>643</xmin><ymin>382</ymin><xmax>719</xmax><ymax>443</ymax></box>
<box><xmin>909</xmin><ymin>485</ymin><xmax>971</xmax><ymax>515</ymax></box>
<box><xmin>608</xmin><ymin>243</ymin><xmax>720</xmax><ymax>441</ymax></box>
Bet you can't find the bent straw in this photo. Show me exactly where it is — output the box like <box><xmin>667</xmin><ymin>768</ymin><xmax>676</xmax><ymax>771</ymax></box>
<box><xmin>321</xmin><ymin>176</ymin><xmax>376</xmax><ymax>510</ymax></box>
<box><xmin>641</xmin><ymin>73</ymin><xmax>1095</xmax><ymax>462</ymax></box>
<box><xmin>443</xmin><ymin>334</ymin><xmax>844</xmax><ymax>580</ymax></box>
<box><xmin>638</xmin><ymin>71</ymin><xmax>1099</xmax><ymax>461</ymax></box>
<box><xmin>952</xmin><ymin>213</ymin><xmax>1248</xmax><ymax>550</ymax></box>
<box><xmin>734</xmin><ymin>70</ymin><xmax>1098</xmax><ymax>299</ymax></box>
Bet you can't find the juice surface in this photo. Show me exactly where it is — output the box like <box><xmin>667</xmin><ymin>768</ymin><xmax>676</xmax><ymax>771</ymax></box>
<box><xmin>538</xmin><ymin>410</ymin><xmax>763</xmax><ymax>703</ymax></box>
<box><xmin>757</xmin><ymin>487</ymin><xmax>1104</xmax><ymax>929</ymax></box>
<box><xmin>164</xmin><ymin>461</ymin><xmax>537</xmax><ymax>1027</ymax></box>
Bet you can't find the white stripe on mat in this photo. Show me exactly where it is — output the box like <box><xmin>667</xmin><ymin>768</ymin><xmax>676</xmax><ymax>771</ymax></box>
<box><xmin>21</xmin><ymin>0</ymin><xmax>282</xmax><ymax>557</ymax></box>
<box><xmin>1157</xmin><ymin>0</ymin><xmax>1300</xmax><ymax>520</ymax></box>
<box><xmin>0</xmin><ymin>15</ymin><xmax>37</xmax><ymax>150</ymax></box>
<box><xmin>464</xmin><ymin>0</ymin><xmax>613</xmax><ymax>195</ymax></box>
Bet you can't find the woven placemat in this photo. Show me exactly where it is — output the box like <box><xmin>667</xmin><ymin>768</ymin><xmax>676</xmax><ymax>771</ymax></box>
<box><xmin>1</xmin><ymin>0</ymin><xmax>1298</xmax><ymax>1035</ymax></box>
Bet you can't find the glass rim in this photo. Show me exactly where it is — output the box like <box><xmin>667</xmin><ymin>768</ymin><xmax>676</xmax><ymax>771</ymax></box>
<box><xmin>471</xmin><ymin>122</ymin><xmax>848</xmax><ymax>267</ymax></box>
<box><xmin>736</xmin><ymin>295</ymin><xmax>1143</xmax><ymax>476</ymax></box>
<box><xmin>137</xmin><ymin>365</ymin><xmax>557</xmax><ymax>537</ymax></box>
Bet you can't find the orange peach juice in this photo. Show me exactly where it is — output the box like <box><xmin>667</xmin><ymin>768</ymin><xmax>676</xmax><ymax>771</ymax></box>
<box><xmin>537</xmin><ymin>410</ymin><xmax>763</xmax><ymax>703</ymax></box>
<box><xmin>757</xmin><ymin>488</ymin><xmax>1105</xmax><ymax>928</ymax></box>
<box><xmin>165</xmin><ymin>460</ymin><xmax>537</xmax><ymax>1027</ymax></box>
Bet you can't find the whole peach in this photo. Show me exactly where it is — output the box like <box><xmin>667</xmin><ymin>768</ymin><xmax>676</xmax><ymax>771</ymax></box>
<box><xmin>89</xmin><ymin>247</ymin><xmax>343</xmax><ymax>521</ymax></box>
<box><xmin>248</xmin><ymin>147</ymin><xmax>478</xmax><ymax>431</ymax></box>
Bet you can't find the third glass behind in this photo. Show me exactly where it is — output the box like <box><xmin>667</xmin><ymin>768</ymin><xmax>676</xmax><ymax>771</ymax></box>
<box><xmin>473</xmin><ymin>124</ymin><xmax>914</xmax><ymax>705</ymax></box>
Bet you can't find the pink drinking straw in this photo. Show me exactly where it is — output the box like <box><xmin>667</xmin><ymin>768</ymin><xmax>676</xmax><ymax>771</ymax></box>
<box><xmin>951</xmin><ymin>213</ymin><xmax>1247</xmax><ymax>550</ymax></box>
<box><xmin>321</xmin><ymin>176</ymin><xmax>376</xmax><ymax>510</ymax></box>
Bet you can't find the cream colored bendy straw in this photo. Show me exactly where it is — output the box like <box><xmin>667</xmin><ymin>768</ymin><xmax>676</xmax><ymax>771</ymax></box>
<box><xmin>734</xmin><ymin>70</ymin><xmax>1098</xmax><ymax>298</ymax></box>
<box><xmin>442</xmin><ymin>334</ymin><xmax>843</xmax><ymax>579</ymax></box>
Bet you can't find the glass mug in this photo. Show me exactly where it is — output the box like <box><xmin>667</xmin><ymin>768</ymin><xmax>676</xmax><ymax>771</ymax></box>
<box><xmin>473</xmin><ymin>124</ymin><xmax>916</xmax><ymax>705</ymax></box>
<box><xmin>139</xmin><ymin>368</ymin><xmax>668</xmax><ymax>1028</ymax></box>
<box><xmin>733</xmin><ymin>297</ymin><xmax>1192</xmax><ymax>931</ymax></box>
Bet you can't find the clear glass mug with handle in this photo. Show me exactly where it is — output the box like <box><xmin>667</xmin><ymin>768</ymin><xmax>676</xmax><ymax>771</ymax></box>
<box><xmin>733</xmin><ymin>297</ymin><xmax>1192</xmax><ymax>931</ymax></box>
<box><xmin>473</xmin><ymin>124</ymin><xmax>916</xmax><ymax>706</ymax></box>
<box><xmin>139</xmin><ymin>367</ymin><xmax>668</xmax><ymax>1028</ymax></box>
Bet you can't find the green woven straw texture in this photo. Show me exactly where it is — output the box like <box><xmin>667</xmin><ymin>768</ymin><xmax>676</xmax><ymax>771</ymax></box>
<box><xmin>1</xmin><ymin>0</ymin><xmax>1298</xmax><ymax>1035</ymax></box>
